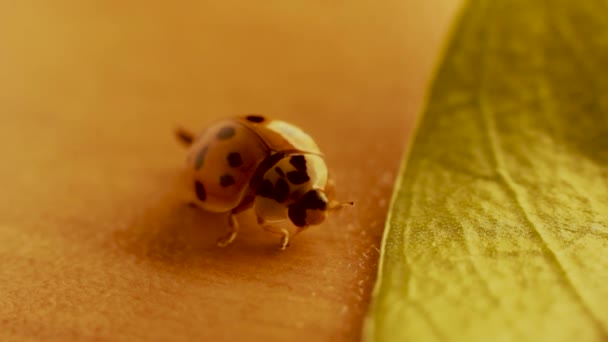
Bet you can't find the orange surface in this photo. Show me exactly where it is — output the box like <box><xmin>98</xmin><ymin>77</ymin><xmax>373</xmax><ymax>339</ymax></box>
<box><xmin>0</xmin><ymin>1</ymin><xmax>459</xmax><ymax>341</ymax></box>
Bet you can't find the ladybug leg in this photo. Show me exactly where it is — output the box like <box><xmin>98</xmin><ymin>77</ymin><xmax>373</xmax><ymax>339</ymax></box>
<box><xmin>217</xmin><ymin>214</ymin><xmax>239</xmax><ymax>247</ymax></box>
<box><xmin>175</xmin><ymin>127</ymin><xmax>195</xmax><ymax>147</ymax></box>
<box><xmin>257</xmin><ymin>216</ymin><xmax>290</xmax><ymax>250</ymax></box>
<box><xmin>216</xmin><ymin>196</ymin><xmax>255</xmax><ymax>247</ymax></box>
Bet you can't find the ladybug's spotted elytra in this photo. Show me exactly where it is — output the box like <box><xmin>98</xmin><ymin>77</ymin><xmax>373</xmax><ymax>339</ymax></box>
<box><xmin>176</xmin><ymin>115</ymin><xmax>353</xmax><ymax>250</ymax></box>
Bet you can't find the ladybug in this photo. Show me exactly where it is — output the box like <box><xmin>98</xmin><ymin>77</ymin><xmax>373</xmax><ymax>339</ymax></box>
<box><xmin>175</xmin><ymin>114</ymin><xmax>353</xmax><ymax>250</ymax></box>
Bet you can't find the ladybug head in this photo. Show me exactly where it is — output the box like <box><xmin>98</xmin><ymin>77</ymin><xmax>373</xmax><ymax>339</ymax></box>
<box><xmin>287</xmin><ymin>189</ymin><xmax>329</xmax><ymax>227</ymax></box>
<box><xmin>287</xmin><ymin>189</ymin><xmax>354</xmax><ymax>228</ymax></box>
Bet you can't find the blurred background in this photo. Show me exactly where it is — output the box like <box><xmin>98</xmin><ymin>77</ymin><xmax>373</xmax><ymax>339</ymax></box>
<box><xmin>0</xmin><ymin>1</ymin><xmax>459</xmax><ymax>341</ymax></box>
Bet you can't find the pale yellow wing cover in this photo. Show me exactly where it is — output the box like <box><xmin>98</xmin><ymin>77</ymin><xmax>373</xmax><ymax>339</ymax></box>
<box><xmin>185</xmin><ymin>119</ymin><xmax>269</xmax><ymax>212</ymax></box>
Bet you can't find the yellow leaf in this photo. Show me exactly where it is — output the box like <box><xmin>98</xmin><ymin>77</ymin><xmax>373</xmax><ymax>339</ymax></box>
<box><xmin>364</xmin><ymin>0</ymin><xmax>608</xmax><ymax>341</ymax></box>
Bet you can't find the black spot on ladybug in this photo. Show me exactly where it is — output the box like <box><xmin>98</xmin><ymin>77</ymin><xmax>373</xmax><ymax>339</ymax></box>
<box><xmin>250</xmin><ymin>152</ymin><xmax>285</xmax><ymax>191</ymax></box>
<box><xmin>246</xmin><ymin>115</ymin><xmax>265</xmax><ymax>123</ymax></box>
<box><xmin>195</xmin><ymin>181</ymin><xmax>206</xmax><ymax>201</ymax></box>
<box><xmin>227</xmin><ymin>152</ymin><xmax>243</xmax><ymax>167</ymax></box>
<box><xmin>274</xmin><ymin>178</ymin><xmax>290</xmax><ymax>203</ymax></box>
<box><xmin>220</xmin><ymin>174</ymin><xmax>235</xmax><ymax>187</ymax></box>
<box><xmin>195</xmin><ymin>146</ymin><xmax>208</xmax><ymax>170</ymax></box>
<box><xmin>290</xmin><ymin>190</ymin><xmax>303</xmax><ymax>200</ymax></box>
<box><xmin>217</xmin><ymin>126</ymin><xmax>235</xmax><ymax>140</ymax></box>
<box><xmin>275</xmin><ymin>167</ymin><xmax>285</xmax><ymax>177</ymax></box>
<box><xmin>286</xmin><ymin>171</ymin><xmax>310</xmax><ymax>185</ymax></box>
<box><xmin>258</xmin><ymin>178</ymin><xmax>289</xmax><ymax>203</ymax></box>
<box><xmin>289</xmin><ymin>155</ymin><xmax>307</xmax><ymax>171</ymax></box>
<box><xmin>288</xmin><ymin>206</ymin><xmax>307</xmax><ymax>227</ymax></box>
<box><xmin>259</xmin><ymin>179</ymin><xmax>275</xmax><ymax>198</ymax></box>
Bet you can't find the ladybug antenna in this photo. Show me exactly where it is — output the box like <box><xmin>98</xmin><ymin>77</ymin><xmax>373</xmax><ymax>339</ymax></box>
<box><xmin>328</xmin><ymin>200</ymin><xmax>354</xmax><ymax>211</ymax></box>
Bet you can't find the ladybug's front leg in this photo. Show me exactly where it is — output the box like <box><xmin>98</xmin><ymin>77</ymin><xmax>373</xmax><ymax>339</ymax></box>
<box><xmin>257</xmin><ymin>216</ymin><xmax>290</xmax><ymax>250</ymax></box>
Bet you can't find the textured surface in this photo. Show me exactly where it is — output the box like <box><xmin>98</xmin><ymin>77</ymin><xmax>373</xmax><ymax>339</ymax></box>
<box><xmin>365</xmin><ymin>0</ymin><xmax>608</xmax><ymax>341</ymax></box>
<box><xmin>0</xmin><ymin>1</ymin><xmax>459</xmax><ymax>341</ymax></box>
